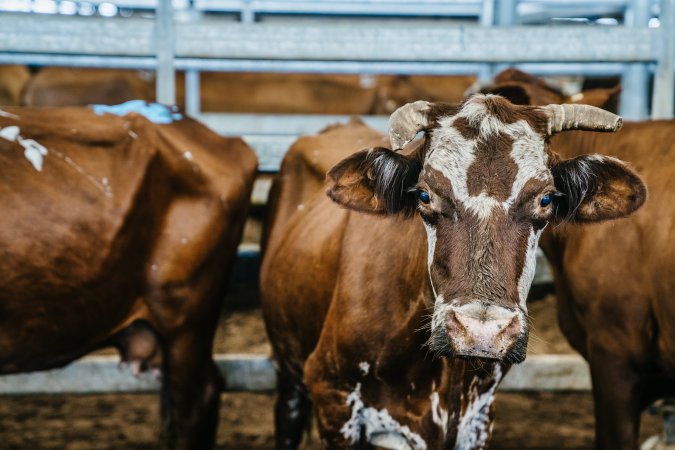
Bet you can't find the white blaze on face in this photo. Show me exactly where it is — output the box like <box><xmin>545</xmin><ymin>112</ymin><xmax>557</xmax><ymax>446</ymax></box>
<box><xmin>517</xmin><ymin>227</ymin><xmax>544</xmax><ymax>310</ymax></box>
<box><xmin>423</xmin><ymin>222</ymin><xmax>438</xmax><ymax>297</ymax></box>
<box><xmin>426</xmin><ymin>97</ymin><xmax>551</xmax><ymax>220</ymax></box>
<box><xmin>455</xmin><ymin>364</ymin><xmax>503</xmax><ymax>450</ymax></box>
<box><xmin>421</xmin><ymin>96</ymin><xmax>551</xmax><ymax>306</ymax></box>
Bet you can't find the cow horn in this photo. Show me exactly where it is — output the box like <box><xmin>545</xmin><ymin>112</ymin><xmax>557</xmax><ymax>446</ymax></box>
<box><xmin>388</xmin><ymin>101</ymin><xmax>432</xmax><ymax>150</ymax></box>
<box><xmin>541</xmin><ymin>104</ymin><xmax>623</xmax><ymax>135</ymax></box>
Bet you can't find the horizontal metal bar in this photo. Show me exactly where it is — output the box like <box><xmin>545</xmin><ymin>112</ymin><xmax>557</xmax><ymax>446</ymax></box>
<box><xmin>0</xmin><ymin>14</ymin><xmax>659</xmax><ymax>63</ymax></box>
<box><xmin>0</xmin><ymin>52</ymin><xmax>655</xmax><ymax>78</ymax></box>
<box><xmin>0</xmin><ymin>353</ymin><xmax>586</xmax><ymax>394</ymax></box>
<box><xmin>195</xmin><ymin>113</ymin><xmax>389</xmax><ymax>136</ymax></box>
<box><xmin>0</xmin><ymin>354</ymin><xmax>275</xmax><ymax>394</ymax></box>
<box><xmin>500</xmin><ymin>354</ymin><xmax>590</xmax><ymax>391</ymax></box>
<box><xmin>194</xmin><ymin>0</ymin><xmax>483</xmax><ymax>16</ymax></box>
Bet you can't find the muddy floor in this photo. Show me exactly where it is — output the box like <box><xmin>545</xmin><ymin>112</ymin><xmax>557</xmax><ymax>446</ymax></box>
<box><xmin>0</xmin><ymin>296</ymin><xmax>663</xmax><ymax>449</ymax></box>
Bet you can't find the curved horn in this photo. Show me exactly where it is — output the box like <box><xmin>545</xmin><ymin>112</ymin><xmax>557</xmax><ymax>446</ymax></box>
<box><xmin>388</xmin><ymin>100</ymin><xmax>432</xmax><ymax>150</ymax></box>
<box><xmin>541</xmin><ymin>104</ymin><xmax>623</xmax><ymax>135</ymax></box>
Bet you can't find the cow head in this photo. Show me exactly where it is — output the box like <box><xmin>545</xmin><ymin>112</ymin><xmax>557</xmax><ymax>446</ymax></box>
<box><xmin>327</xmin><ymin>94</ymin><xmax>646</xmax><ymax>364</ymax></box>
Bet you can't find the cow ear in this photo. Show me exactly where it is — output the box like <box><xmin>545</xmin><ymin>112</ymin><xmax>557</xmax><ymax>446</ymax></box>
<box><xmin>326</xmin><ymin>147</ymin><xmax>422</xmax><ymax>215</ymax></box>
<box><xmin>566</xmin><ymin>85</ymin><xmax>621</xmax><ymax>113</ymax></box>
<box><xmin>481</xmin><ymin>83</ymin><xmax>532</xmax><ymax>105</ymax></box>
<box><xmin>551</xmin><ymin>154</ymin><xmax>646</xmax><ymax>222</ymax></box>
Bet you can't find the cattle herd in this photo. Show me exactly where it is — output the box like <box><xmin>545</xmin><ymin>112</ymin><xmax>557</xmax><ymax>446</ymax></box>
<box><xmin>0</xmin><ymin>66</ymin><xmax>673</xmax><ymax>450</ymax></box>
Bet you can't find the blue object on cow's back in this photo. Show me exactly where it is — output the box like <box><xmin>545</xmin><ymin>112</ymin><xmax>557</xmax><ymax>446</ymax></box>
<box><xmin>91</xmin><ymin>100</ymin><xmax>182</xmax><ymax>124</ymax></box>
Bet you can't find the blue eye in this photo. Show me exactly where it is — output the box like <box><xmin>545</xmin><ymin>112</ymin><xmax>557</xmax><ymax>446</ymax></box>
<box><xmin>418</xmin><ymin>190</ymin><xmax>431</xmax><ymax>204</ymax></box>
<box><xmin>540</xmin><ymin>194</ymin><xmax>552</xmax><ymax>207</ymax></box>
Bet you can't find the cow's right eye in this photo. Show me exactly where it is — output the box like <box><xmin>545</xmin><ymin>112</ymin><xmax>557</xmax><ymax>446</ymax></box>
<box><xmin>418</xmin><ymin>190</ymin><xmax>431</xmax><ymax>204</ymax></box>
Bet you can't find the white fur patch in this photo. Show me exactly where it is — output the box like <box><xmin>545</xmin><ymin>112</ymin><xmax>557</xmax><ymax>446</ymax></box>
<box><xmin>517</xmin><ymin>227</ymin><xmax>543</xmax><ymax>310</ymax></box>
<box><xmin>423</xmin><ymin>223</ymin><xmax>438</xmax><ymax>297</ymax></box>
<box><xmin>341</xmin><ymin>383</ymin><xmax>427</xmax><ymax>450</ymax></box>
<box><xmin>358</xmin><ymin>362</ymin><xmax>370</xmax><ymax>376</ymax></box>
<box><xmin>427</xmin><ymin>98</ymin><xmax>551</xmax><ymax>221</ymax></box>
<box><xmin>455</xmin><ymin>364</ymin><xmax>503</xmax><ymax>450</ymax></box>
<box><xmin>0</xmin><ymin>126</ymin><xmax>48</xmax><ymax>172</ymax></box>
<box><xmin>430</xmin><ymin>391</ymin><xmax>448</xmax><ymax>437</ymax></box>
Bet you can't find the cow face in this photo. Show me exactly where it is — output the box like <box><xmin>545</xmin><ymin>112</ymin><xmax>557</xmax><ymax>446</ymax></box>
<box><xmin>327</xmin><ymin>94</ymin><xmax>646</xmax><ymax>364</ymax></box>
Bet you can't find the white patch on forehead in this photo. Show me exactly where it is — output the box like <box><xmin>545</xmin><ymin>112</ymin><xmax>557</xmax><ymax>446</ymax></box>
<box><xmin>459</xmin><ymin>99</ymin><xmax>508</xmax><ymax>137</ymax></box>
<box><xmin>426</xmin><ymin>98</ymin><xmax>550</xmax><ymax>219</ymax></box>
<box><xmin>517</xmin><ymin>227</ymin><xmax>544</xmax><ymax>310</ymax></box>
<box><xmin>358</xmin><ymin>361</ymin><xmax>370</xmax><ymax>376</ymax></box>
<box><xmin>0</xmin><ymin>126</ymin><xmax>49</xmax><ymax>172</ymax></box>
<box><xmin>503</xmin><ymin>123</ymin><xmax>551</xmax><ymax>210</ymax></box>
<box><xmin>430</xmin><ymin>391</ymin><xmax>448</xmax><ymax>436</ymax></box>
<box><xmin>455</xmin><ymin>364</ymin><xmax>503</xmax><ymax>450</ymax></box>
<box><xmin>341</xmin><ymin>383</ymin><xmax>427</xmax><ymax>450</ymax></box>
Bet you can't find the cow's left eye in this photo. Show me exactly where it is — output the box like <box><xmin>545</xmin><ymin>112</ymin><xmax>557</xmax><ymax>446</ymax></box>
<box><xmin>540</xmin><ymin>194</ymin><xmax>552</xmax><ymax>207</ymax></box>
<box><xmin>418</xmin><ymin>190</ymin><xmax>431</xmax><ymax>204</ymax></box>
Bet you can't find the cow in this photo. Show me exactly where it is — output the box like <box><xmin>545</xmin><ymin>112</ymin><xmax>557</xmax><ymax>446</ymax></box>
<box><xmin>22</xmin><ymin>67</ymin><xmax>154</xmax><ymax>107</ymax></box>
<box><xmin>478</xmin><ymin>71</ymin><xmax>675</xmax><ymax>450</ymax></box>
<box><xmin>260</xmin><ymin>94</ymin><xmax>646</xmax><ymax>449</ymax></box>
<box><xmin>0</xmin><ymin>101</ymin><xmax>257</xmax><ymax>450</ymax></box>
<box><xmin>22</xmin><ymin>67</ymin><xmax>474</xmax><ymax>115</ymax></box>
<box><xmin>473</xmin><ymin>68</ymin><xmax>621</xmax><ymax>114</ymax></box>
<box><xmin>0</xmin><ymin>65</ymin><xmax>31</xmax><ymax>106</ymax></box>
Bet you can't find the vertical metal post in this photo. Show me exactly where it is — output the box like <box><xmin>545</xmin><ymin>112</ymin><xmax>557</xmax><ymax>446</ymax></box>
<box><xmin>155</xmin><ymin>0</ymin><xmax>176</xmax><ymax>105</ymax></box>
<box><xmin>241</xmin><ymin>0</ymin><xmax>255</xmax><ymax>23</ymax></box>
<box><xmin>488</xmin><ymin>0</ymin><xmax>517</xmax><ymax>81</ymax></box>
<box><xmin>480</xmin><ymin>0</ymin><xmax>495</xmax><ymax>27</ymax></box>
<box><xmin>478</xmin><ymin>0</ymin><xmax>496</xmax><ymax>82</ymax></box>
<box><xmin>620</xmin><ymin>0</ymin><xmax>650</xmax><ymax>120</ymax></box>
<box><xmin>653</xmin><ymin>0</ymin><xmax>675</xmax><ymax>119</ymax></box>
<box><xmin>185</xmin><ymin>69</ymin><xmax>201</xmax><ymax>116</ymax></box>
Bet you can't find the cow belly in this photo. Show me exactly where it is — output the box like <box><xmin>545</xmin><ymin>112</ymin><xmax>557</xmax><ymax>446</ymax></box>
<box><xmin>261</xmin><ymin>197</ymin><xmax>348</xmax><ymax>370</ymax></box>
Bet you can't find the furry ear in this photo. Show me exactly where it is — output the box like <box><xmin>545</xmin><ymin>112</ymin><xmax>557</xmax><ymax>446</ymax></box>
<box><xmin>326</xmin><ymin>147</ymin><xmax>422</xmax><ymax>215</ymax></box>
<box><xmin>551</xmin><ymin>154</ymin><xmax>646</xmax><ymax>222</ymax></box>
<box><xmin>481</xmin><ymin>83</ymin><xmax>533</xmax><ymax>105</ymax></box>
<box><xmin>566</xmin><ymin>85</ymin><xmax>621</xmax><ymax>113</ymax></box>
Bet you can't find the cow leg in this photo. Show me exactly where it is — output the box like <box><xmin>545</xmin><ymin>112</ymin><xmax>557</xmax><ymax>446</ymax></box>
<box><xmin>160</xmin><ymin>332</ymin><xmax>224</xmax><ymax>450</ymax></box>
<box><xmin>589</xmin><ymin>351</ymin><xmax>642</xmax><ymax>450</ymax></box>
<box><xmin>275</xmin><ymin>367</ymin><xmax>313</xmax><ymax>450</ymax></box>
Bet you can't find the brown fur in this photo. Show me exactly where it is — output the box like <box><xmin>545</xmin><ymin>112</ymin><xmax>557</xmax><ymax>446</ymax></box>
<box><xmin>483</xmin><ymin>69</ymin><xmax>673</xmax><ymax>450</ymax></box>
<box><xmin>542</xmin><ymin>123</ymin><xmax>674</xmax><ymax>450</ymax></box>
<box><xmin>0</xmin><ymin>106</ymin><xmax>257</xmax><ymax>450</ymax></box>
<box><xmin>0</xmin><ymin>65</ymin><xmax>30</xmax><ymax>106</ymax></box>
<box><xmin>261</xmin><ymin>95</ymin><xmax>644</xmax><ymax>449</ymax></box>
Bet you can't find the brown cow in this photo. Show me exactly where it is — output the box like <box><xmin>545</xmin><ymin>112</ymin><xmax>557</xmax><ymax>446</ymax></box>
<box><xmin>475</xmin><ymin>68</ymin><xmax>621</xmax><ymax>114</ymax></box>
<box><xmin>0</xmin><ymin>65</ymin><xmax>31</xmax><ymax>106</ymax></box>
<box><xmin>480</xmin><ymin>72</ymin><xmax>675</xmax><ymax>450</ymax></box>
<box><xmin>22</xmin><ymin>67</ymin><xmax>154</xmax><ymax>106</ymax></box>
<box><xmin>22</xmin><ymin>67</ymin><xmax>474</xmax><ymax>115</ymax></box>
<box><xmin>261</xmin><ymin>95</ymin><xmax>645</xmax><ymax>449</ymax></box>
<box><xmin>0</xmin><ymin>103</ymin><xmax>257</xmax><ymax>450</ymax></box>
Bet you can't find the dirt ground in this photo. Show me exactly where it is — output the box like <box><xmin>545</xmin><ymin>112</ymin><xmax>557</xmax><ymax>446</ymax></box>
<box><xmin>0</xmin><ymin>296</ymin><xmax>663</xmax><ymax>449</ymax></box>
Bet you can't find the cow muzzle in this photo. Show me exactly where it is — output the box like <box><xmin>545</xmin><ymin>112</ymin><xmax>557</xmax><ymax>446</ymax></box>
<box><xmin>438</xmin><ymin>302</ymin><xmax>527</xmax><ymax>363</ymax></box>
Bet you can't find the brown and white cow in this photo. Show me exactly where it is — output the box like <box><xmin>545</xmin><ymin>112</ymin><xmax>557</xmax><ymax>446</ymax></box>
<box><xmin>261</xmin><ymin>94</ymin><xmax>645</xmax><ymax>449</ymax></box>
<box><xmin>0</xmin><ymin>103</ymin><xmax>257</xmax><ymax>450</ymax></box>
<box><xmin>480</xmin><ymin>71</ymin><xmax>675</xmax><ymax>450</ymax></box>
